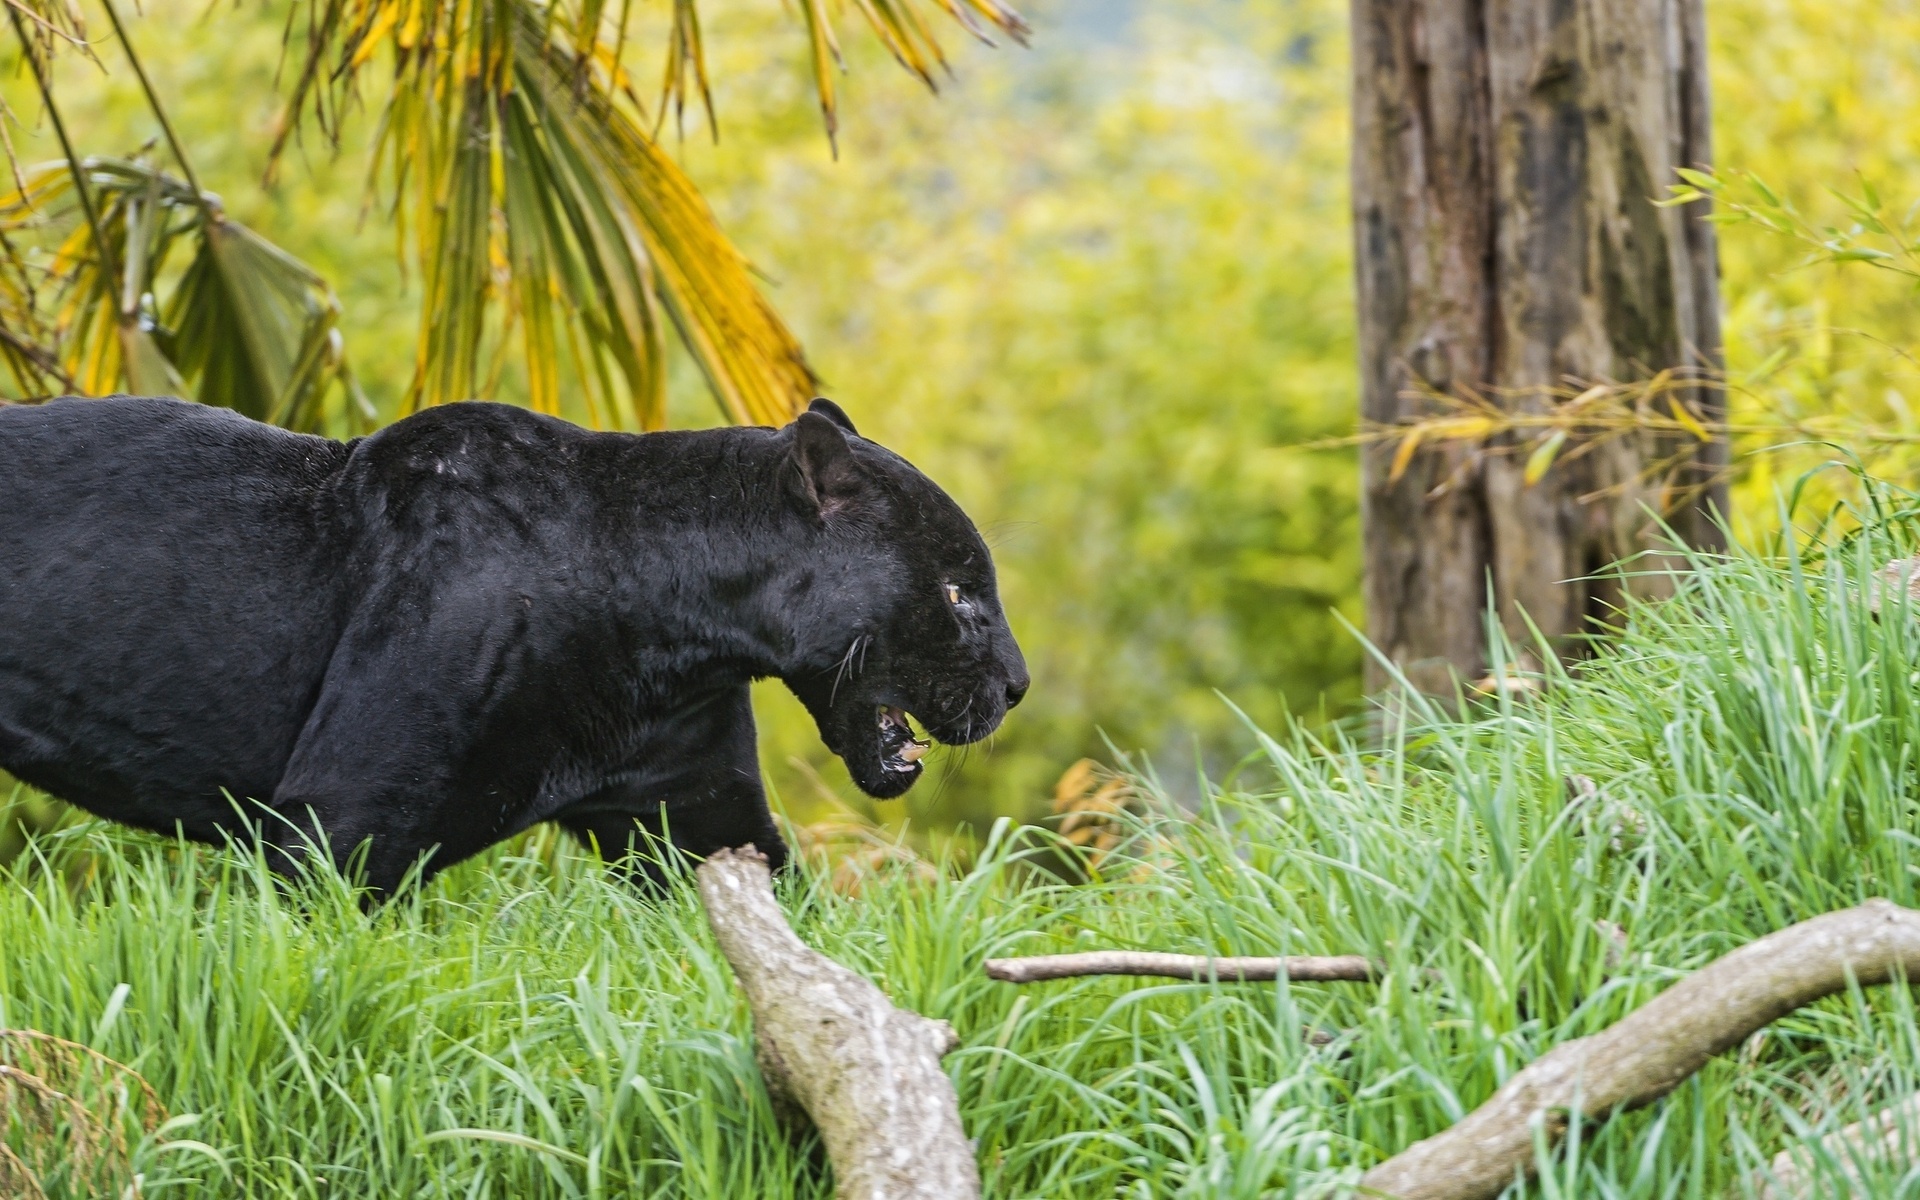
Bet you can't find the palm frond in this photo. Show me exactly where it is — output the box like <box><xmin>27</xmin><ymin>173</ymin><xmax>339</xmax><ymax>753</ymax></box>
<box><xmin>658</xmin><ymin>0</ymin><xmax>715</xmax><ymax>142</ymax></box>
<box><xmin>270</xmin><ymin>0</ymin><xmax>1028</xmax><ymax>429</ymax></box>
<box><xmin>810</xmin><ymin>0</ymin><xmax>1029</xmax><ymax>133</ymax></box>
<box><xmin>0</xmin><ymin>158</ymin><xmax>367</xmax><ymax>430</ymax></box>
<box><xmin>797</xmin><ymin>0</ymin><xmax>845</xmax><ymax>148</ymax></box>
<box><xmin>512</xmin><ymin>8</ymin><xmax>811</xmax><ymax>426</ymax></box>
<box><xmin>172</xmin><ymin>217</ymin><xmax>363</xmax><ymax>428</ymax></box>
<box><xmin>291</xmin><ymin>0</ymin><xmax>812</xmax><ymax>428</ymax></box>
<box><xmin>407</xmin><ymin>76</ymin><xmax>498</xmax><ymax>413</ymax></box>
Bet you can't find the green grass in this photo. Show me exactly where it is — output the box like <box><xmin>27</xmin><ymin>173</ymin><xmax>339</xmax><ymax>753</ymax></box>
<box><xmin>14</xmin><ymin>493</ymin><xmax>1920</xmax><ymax>1196</ymax></box>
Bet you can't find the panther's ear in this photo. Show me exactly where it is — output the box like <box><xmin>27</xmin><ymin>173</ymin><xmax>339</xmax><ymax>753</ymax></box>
<box><xmin>807</xmin><ymin>397</ymin><xmax>858</xmax><ymax>436</ymax></box>
<box><xmin>788</xmin><ymin>409</ymin><xmax>864</xmax><ymax>522</ymax></box>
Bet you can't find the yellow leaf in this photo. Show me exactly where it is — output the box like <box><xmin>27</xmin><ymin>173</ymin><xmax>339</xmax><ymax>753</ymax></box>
<box><xmin>1388</xmin><ymin>428</ymin><xmax>1424</xmax><ymax>483</ymax></box>
<box><xmin>1525</xmin><ymin>429</ymin><xmax>1569</xmax><ymax>486</ymax></box>
<box><xmin>1645</xmin><ymin>368</ymin><xmax>1674</xmax><ymax>398</ymax></box>
<box><xmin>398</xmin><ymin>0</ymin><xmax>422</xmax><ymax>49</ymax></box>
<box><xmin>350</xmin><ymin>2</ymin><xmax>400</xmax><ymax>69</ymax></box>
<box><xmin>1669</xmin><ymin>395</ymin><xmax>1712</xmax><ymax>442</ymax></box>
<box><xmin>1425</xmin><ymin>416</ymin><xmax>1494</xmax><ymax>441</ymax></box>
<box><xmin>1566</xmin><ymin>383</ymin><xmax>1611</xmax><ymax>410</ymax></box>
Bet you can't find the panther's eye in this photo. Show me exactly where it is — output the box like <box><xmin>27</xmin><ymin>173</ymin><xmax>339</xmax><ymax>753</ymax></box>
<box><xmin>945</xmin><ymin>583</ymin><xmax>962</xmax><ymax>606</ymax></box>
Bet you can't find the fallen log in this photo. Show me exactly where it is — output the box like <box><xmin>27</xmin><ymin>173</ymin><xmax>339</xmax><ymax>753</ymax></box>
<box><xmin>982</xmin><ymin>951</ymin><xmax>1377</xmax><ymax>984</ymax></box>
<box><xmin>1361</xmin><ymin>899</ymin><xmax>1920</xmax><ymax>1200</ymax></box>
<box><xmin>695</xmin><ymin>846</ymin><xmax>979</xmax><ymax>1200</ymax></box>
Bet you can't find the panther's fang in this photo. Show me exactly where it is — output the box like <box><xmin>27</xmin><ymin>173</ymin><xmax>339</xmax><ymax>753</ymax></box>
<box><xmin>878</xmin><ymin>706</ymin><xmax>929</xmax><ymax>771</ymax></box>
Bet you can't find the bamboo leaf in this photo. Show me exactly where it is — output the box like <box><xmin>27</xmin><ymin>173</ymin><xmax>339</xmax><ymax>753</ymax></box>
<box><xmin>1565</xmin><ymin>383</ymin><xmax>1612</xmax><ymax>410</ymax></box>
<box><xmin>1668</xmin><ymin>395</ymin><xmax>1712</xmax><ymax>442</ymax></box>
<box><xmin>1423</xmin><ymin>417</ymin><xmax>1494</xmax><ymax>441</ymax></box>
<box><xmin>1653</xmin><ymin>187</ymin><xmax>1704</xmax><ymax>209</ymax></box>
<box><xmin>1388</xmin><ymin>429</ymin><xmax>1424</xmax><ymax>484</ymax></box>
<box><xmin>1524</xmin><ymin>430</ymin><xmax>1569</xmax><ymax>486</ymax></box>
<box><xmin>1645</xmin><ymin>368</ymin><xmax>1674</xmax><ymax>395</ymax></box>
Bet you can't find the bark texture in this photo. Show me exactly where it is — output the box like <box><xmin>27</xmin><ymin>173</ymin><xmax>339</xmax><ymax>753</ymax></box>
<box><xmin>695</xmin><ymin>847</ymin><xmax>979</xmax><ymax>1200</ymax></box>
<box><xmin>983</xmin><ymin>952</ymin><xmax>1377</xmax><ymax>984</ymax></box>
<box><xmin>1351</xmin><ymin>0</ymin><xmax>1724</xmax><ymax>692</ymax></box>
<box><xmin>1360</xmin><ymin>900</ymin><xmax>1920</xmax><ymax>1200</ymax></box>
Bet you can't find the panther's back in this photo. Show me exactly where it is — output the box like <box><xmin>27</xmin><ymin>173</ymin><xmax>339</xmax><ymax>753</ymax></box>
<box><xmin>0</xmin><ymin>397</ymin><xmax>352</xmax><ymax>834</ymax></box>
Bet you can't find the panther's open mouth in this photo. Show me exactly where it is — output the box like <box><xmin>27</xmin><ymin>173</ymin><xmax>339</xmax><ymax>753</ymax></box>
<box><xmin>878</xmin><ymin>706</ymin><xmax>930</xmax><ymax>775</ymax></box>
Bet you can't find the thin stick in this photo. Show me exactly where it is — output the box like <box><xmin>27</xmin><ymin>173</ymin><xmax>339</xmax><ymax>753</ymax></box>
<box><xmin>0</xmin><ymin>324</ymin><xmax>73</xmax><ymax>391</ymax></box>
<box><xmin>7</xmin><ymin>7</ymin><xmax>122</xmax><ymax>305</ymax></box>
<box><xmin>982</xmin><ymin>951</ymin><xmax>1378</xmax><ymax>985</ymax></box>
<box><xmin>99</xmin><ymin>0</ymin><xmax>209</xmax><ymax>214</ymax></box>
<box><xmin>1361</xmin><ymin>899</ymin><xmax>1920</xmax><ymax>1200</ymax></box>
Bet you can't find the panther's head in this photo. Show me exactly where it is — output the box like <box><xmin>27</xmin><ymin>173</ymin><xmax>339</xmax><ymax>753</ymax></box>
<box><xmin>778</xmin><ymin>399</ymin><xmax>1028</xmax><ymax>799</ymax></box>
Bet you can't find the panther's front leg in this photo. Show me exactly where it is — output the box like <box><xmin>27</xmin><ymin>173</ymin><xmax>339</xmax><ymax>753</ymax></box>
<box><xmin>559</xmin><ymin>799</ymin><xmax>787</xmax><ymax>891</ymax></box>
<box><xmin>558</xmin><ymin>685</ymin><xmax>787</xmax><ymax>889</ymax></box>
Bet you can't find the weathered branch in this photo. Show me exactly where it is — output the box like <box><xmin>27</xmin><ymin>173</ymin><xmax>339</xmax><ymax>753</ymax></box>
<box><xmin>696</xmin><ymin>846</ymin><xmax>979</xmax><ymax>1200</ymax></box>
<box><xmin>1755</xmin><ymin>1091</ymin><xmax>1920</xmax><ymax>1198</ymax></box>
<box><xmin>982</xmin><ymin>952</ymin><xmax>1377</xmax><ymax>984</ymax></box>
<box><xmin>1361</xmin><ymin>900</ymin><xmax>1920</xmax><ymax>1200</ymax></box>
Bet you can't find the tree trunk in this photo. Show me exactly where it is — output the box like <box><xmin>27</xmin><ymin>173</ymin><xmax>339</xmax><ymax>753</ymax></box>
<box><xmin>1350</xmin><ymin>0</ymin><xmax>1724</xmax><ymax>693</ymax></box>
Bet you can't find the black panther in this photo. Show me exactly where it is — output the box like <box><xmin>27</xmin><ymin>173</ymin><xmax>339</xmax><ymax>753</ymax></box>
<box><xmin>0</xmin><ymin>395</ymin><xmax>1026</xmax><ymax>893</ymax></box>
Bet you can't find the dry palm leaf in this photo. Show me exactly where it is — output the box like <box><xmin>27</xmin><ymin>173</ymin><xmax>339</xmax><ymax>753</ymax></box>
<box><xmin>269</xmin><ymin>0</ymin><xmax>1026</xmax><ymax>428</ymax></box>
<box><xmin>0</xmin><ymin>158</ymin><xmax>367</xmax><ymax>429</ymax></box>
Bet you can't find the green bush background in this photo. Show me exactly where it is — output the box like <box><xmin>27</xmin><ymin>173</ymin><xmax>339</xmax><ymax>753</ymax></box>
<box><xmin>9</xmin><ymin>0</ymin><xmax>1920</xmax><ymax>836</ymax></box>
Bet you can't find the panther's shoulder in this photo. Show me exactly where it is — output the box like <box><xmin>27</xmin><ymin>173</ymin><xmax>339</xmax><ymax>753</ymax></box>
<box><xmin>359</xmin><ymin>401</ymin><xmax>585</xmax><ymax>457</ymax></box>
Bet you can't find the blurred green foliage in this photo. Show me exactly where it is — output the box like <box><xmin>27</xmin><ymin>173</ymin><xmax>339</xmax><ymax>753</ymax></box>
<box><xmin>0</xmin><ymin>0</ymin><xmax>1365</xmax><ymax>840</ymax></box>
<box><xmin>1709</xmin><ymin>0</ymin><xmax>1920</xmax><ymax>530</ymax></box>
<box><xmin>6</xmin><ymin>0</ymin><xmax>1920</xmax><ymax>844</ymax></box>
<box><xmin>671</xmin><ymin>0</ymin><xmax>1363</xmax><ymax>834</ymax></box>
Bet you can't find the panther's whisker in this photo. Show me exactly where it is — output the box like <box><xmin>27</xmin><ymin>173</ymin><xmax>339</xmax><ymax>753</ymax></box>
<box><xmin>926</xmin><ymin>744</ymin><xmax>966</xmax><ymax>808</ymax></box>
<box><xmin>829</xmin><ymin>636</ymin><xmax>862</xmax><ymax>705</ymax></box>
<box><xmin>979</xmin><ymin>519</ymin><xmax>1036</xmax><ymax>551</ymax></box>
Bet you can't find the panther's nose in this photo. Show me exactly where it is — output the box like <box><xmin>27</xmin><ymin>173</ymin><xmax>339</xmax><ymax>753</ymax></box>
<box><xmin>1005</xmin><ymin>675</ymin><xmax>1030</xmax><ymax>709</ymax></box>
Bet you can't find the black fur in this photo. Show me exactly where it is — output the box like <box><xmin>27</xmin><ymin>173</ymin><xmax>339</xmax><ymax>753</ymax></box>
<box><xmin>0</xmin><ymin>396</ymin><xmax>1026</xmax><ymax>892</ymax></box>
